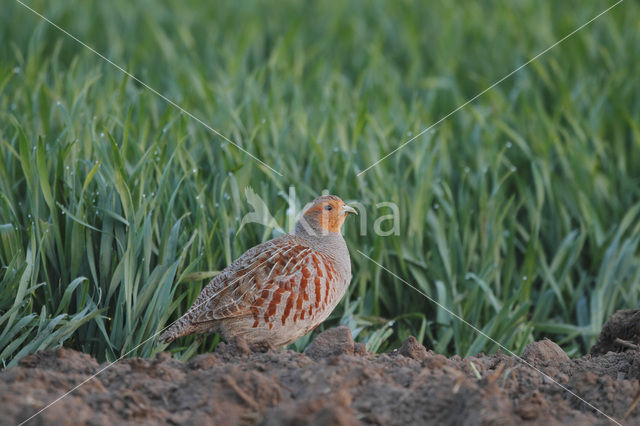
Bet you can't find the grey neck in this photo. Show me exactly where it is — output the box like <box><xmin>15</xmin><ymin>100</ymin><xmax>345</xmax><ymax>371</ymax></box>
<box><xmin>294</xmin><ymin>217</ymin><xmax>326</xmax><ymax>237</ymax></box>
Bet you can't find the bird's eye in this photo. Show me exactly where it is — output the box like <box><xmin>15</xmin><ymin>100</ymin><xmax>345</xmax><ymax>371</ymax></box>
<box><xmin>324</xmin><ymin>204</ymin><xmax>333</xmax><ymax>211</ymax></box>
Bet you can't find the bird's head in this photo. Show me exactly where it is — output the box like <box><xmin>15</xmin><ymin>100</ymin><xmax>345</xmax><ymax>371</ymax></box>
<box><xmin>295</xmin><ymin>195</ymin><xmax>357</xmax><ymax>236</ymax></box>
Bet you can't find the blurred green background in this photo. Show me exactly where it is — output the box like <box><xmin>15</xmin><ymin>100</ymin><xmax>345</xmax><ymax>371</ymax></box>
<box><xmin>1</xmin><ymin>0</ymin><xmax>639</xmax><ymax>366</ymax></box>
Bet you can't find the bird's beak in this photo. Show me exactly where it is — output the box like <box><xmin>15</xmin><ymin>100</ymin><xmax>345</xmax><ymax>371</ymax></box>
<box><xmin>342</xmin><ymin>205</ymin><xmax>358</xmax><ymax>215</ymax></box>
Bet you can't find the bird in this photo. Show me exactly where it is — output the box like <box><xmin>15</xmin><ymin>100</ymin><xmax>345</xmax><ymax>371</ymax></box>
<box><xmin>160</xmin><ymin>194</ymin><xmax>357</xmax><ymax>347</ymax></box>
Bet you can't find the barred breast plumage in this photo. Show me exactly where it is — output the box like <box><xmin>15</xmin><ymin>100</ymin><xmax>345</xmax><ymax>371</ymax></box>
<box><xmin>160</xmin><ymin>195</ymin><xmax>357</xmax><ymax>346</ymax></box>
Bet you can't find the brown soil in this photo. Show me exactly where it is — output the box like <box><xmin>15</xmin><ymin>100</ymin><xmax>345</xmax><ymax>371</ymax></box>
<box><xmin>3</xmin><ymin>312</ymin><xmax>640</xmax><ymax>425</ymax></box>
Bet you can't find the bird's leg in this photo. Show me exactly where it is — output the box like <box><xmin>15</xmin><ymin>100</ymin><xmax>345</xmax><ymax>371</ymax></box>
<box><xmin>229</xmin><ymin>335</ymin><xmax>251</xmax><ymax>355</ymax></box>
<box><xmin>249</xmin><ymin>340</ymin><xmax>276</xmax><ymax>353</ymax></box>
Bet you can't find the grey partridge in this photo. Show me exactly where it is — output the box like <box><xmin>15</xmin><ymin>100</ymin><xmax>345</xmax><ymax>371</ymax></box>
<box><xmin>160</xmin><ymin>195</ymin><xmax>357</xmax><ymax>346</ymax></box>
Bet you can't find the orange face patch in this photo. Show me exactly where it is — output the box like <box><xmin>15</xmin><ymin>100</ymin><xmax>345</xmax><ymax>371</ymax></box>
<box><xmin>302</xmin><ymin>199</ymin><xmax>347</xmax><ymax>233</ymax></box>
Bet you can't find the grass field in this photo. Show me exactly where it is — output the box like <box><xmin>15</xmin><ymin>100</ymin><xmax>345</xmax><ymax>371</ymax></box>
<box><xmin>1</xmin><ymin>0</ymin><xmax>639</xmax><ymax>366</ymax></box>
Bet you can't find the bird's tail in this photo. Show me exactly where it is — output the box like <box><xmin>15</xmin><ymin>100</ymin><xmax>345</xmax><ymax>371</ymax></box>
<box><xmin>159</xmin><ymin>314</ymin><xmax>196</xmax><ymax>344</ymax></box>
<box><xmin>160</xmin><ymin>312</ymin><xmax>219</xmax><ymax>344</ymax></box>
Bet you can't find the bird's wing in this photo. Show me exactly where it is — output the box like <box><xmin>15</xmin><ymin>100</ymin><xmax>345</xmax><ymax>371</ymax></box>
<box><xmin>189</xmin><ymin>237</ymin><xmax>318</xmax><ymax>324</ymax></box>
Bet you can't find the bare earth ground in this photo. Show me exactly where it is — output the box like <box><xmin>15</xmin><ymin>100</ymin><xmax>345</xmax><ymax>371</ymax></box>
<box><xmin>2</xmin><ymin>310</ymin><xmax>640</xmax><ymax>425</ymax></box>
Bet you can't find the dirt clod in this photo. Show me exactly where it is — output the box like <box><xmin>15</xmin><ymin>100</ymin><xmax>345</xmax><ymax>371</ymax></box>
<box><xmin>263</xmin><ymin>391</ymin><xmax>359</xmax><ymax>426</ymax></box>
<box><xmin>591</xmin><ymin>309</ymin><xmax>640</xmax><ymax>356</ymax></box>
<box><xmin>304</xmin><ymin>326</ymin><xmax>355</xmax><ymax>360</ymax></box>
<box><xmin>522</xmin><ymin>338</ymin><xmax>570</xmax><ymax>366</ymax></box>
<box><xmin>399</xmin><ymin>336</ymin><xmax>429</xmax><ymax>361</ymax></box>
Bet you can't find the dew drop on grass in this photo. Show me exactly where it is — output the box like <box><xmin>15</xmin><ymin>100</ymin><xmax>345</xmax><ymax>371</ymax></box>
<box><xmin>200</xmin><ymin>204</ymin><xmax>204</xmax><ymax>209</ymax></box>
<box><xmin>522</xmin><ymin>276</ymin><xmax>527</xmax><ymax>281</ymax></box>
<box><xmin>195</xmin><ymin>195</ymin><xmax>200</xmax><ymax>200</ymax></box>
<box><xmin>464</xmin><ymin>167</ymin><xmax>470</xmax><ymax>173</ymax></box>
<box><xmin>13</xmin><ymin>66</ymin><xmax>21</xmax><ymax>74</ymax></box>
<box><xmin>56</xmin><ymin>101</ymin><xmax>61</xmax><ymax>106</ymax></box>
<box><xmin>100</xmin><ymin>132</ymin><xmax>104</xmax><ymax>137</ymax></box>
<box><xmin>192</xmin><ymin>168</ymin><xmax>197</xmax><ymax>174</ymax></box>
<box><xmin>511</xmin><ymin>167</ymin><xmax>517</xmax><ymax>172</ymax></box>
<box><xmin>150</xmin><ymin>192</ymin><xmax>155</xmax><ymax>197</ymax></box>
<box><xmin>434</xmin><ymin>204</ymin><xmax>439</xmax><ymax>210</ymax></box>
<box><xmin>506</xmin><ymin>142</ymin><xmax>512</xmax><ymax>148</ymax></box>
